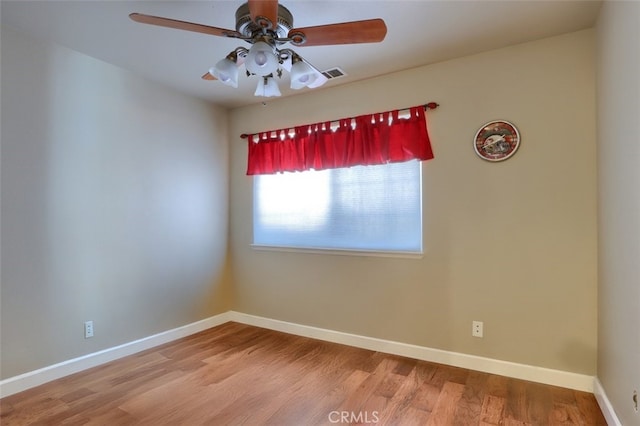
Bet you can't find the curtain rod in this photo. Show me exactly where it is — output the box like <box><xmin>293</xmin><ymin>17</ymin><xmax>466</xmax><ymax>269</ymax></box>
<box><xmin>240</xmin><ymin>102</ymin><xmax>439</xmax><ymax>139</ymax></box>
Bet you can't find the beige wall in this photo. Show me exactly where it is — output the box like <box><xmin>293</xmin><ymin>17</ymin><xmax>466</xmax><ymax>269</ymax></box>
<box><xmin>1</xmin><ymin>27</ymin><xmax>232</xmax><ymax>379</ymax></box>
<box><xmin>596</xmin><ymin>1</ymin><xmax>640</xmax><ymax>424</ymax></box>
<box><xmin>229</xmin><ymin>29</ymin><xmax>598</xmax><ymax>374</ymax></box>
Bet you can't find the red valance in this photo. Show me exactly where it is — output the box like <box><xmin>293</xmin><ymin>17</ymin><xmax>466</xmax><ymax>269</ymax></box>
<box><xmin>246</xmin><ymin>105</ymin><xmax>434</xmax><ymax>175</ymax></box>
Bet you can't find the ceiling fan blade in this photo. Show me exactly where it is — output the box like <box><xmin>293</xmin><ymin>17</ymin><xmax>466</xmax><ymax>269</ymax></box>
<box><xmin>248</xmin><ymin>0</ymin><xmax>279</xmax><ymax>29</ymax></box>
<box><xmin>202</xmin><ymin>72</ymin><xmax>217</xmax><ymax>81</ymax></box>
<box><xmin>288</xmin><ymin>19</ymin><xmax>387</xmax><ymax>47</ymax></box>
<box><xmin>129</xmin><ymin>13</ymin><xmax>242</xmax><ymax>38</ymax></box>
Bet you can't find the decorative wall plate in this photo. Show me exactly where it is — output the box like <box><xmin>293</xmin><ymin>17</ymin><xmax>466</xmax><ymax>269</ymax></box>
<box><xmin>473</xmin><ymin>120</ymin><xmax>520</xmax><ymax>162</ymax></box>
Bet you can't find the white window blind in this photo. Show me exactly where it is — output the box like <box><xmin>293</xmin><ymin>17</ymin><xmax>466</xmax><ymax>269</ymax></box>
<box><xmin>253</xmin><ymin>161</ymin><xmax>422</xmax><ymax>253</ymax></box>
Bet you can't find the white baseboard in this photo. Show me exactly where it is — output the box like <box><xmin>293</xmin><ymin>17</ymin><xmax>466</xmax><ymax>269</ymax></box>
<box><xmin>594</xmin><ymin>378</ymin><xmax>622</xmax><ymax>426</ymax></box>
<box><xmin>1</xmin><ymin>310</ymin><xmax>597</xmax><ymax>399</ymax></box>
<box><xmin>0</xmin><ymin>312</ymin><xmax>232</xmax><ymax>398</ymax></box>
<box><xmin>227</xmin><ymin>311</ymin><xmax>596</xmax><ymax>393</ymax></box>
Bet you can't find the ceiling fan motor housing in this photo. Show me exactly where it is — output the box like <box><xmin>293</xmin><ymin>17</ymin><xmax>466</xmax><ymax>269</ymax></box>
<box><xmin>235</xmin><ymin>2</ymin><xmax>293</xmax><ymax>42</ymax></box>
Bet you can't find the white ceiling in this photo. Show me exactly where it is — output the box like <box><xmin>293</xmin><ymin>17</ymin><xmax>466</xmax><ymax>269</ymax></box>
<box><xmin>1</xmin><ymin>0</ymin><xmax>602</xmax><ymax>109</ymax></box>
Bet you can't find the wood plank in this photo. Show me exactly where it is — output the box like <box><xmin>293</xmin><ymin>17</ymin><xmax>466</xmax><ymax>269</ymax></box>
<box><xmin>410</xmin><ymin>382</ymin><xmax>441</xmax><ymax>412</ymax></box>
<box><xmin>425</xmin><ymin>381</ymin><xmax>466</xmax><ymax>425</ymax></box>
<box><xmin>548</xmin><ymin>402</ymin><xmax>585</xmax><ymax>425</ymax></box>
<box><xmin>480</xmin><ymin>394</ymin><xmax>506</xmax><ymax>425</ymax></box>
<box><xmin>574</xmin><ymin>390</ymin><xmax>608</xmax><ymax>425</ymax></box>
<box><xmin>377</xmin><ymin>368</ymin><xmax>424</xmax><ymax>424</ymax></box>
<box><xmin>454</xmin><ymin>369</ymin><xmax>490</xmax><ymax>423</ymax></box>
<box><xmin>525</xmin><ymin>381</ymin><xmax>554</xmax><ymax>423</ymax></box>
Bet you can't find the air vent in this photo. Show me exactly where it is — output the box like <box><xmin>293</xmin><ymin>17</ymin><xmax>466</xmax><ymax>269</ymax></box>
<box><xmin>322</xmin><ymin>67</ymin><xmax>347</xmax><ymax>80</ymax></box>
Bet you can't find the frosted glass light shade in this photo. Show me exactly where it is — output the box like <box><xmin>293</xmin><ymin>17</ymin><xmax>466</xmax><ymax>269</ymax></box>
<box><xmin>307</xmin><ymin>72</ymin><xmax>328</xmax><ymax>89</ymax></box>
<box><xmin>245</xmin><ymin>41</ymin><xmax>279</xmax><ymax>76</ymax></box>
<box><xmin>290</xmin><ymin>60</ymin><xmax>318</xmax><ymax>89</ymax></box>
<box><xmin>254</xmin><ymin>77</ymin><xmax>281</xmax><ymax>97</ymax></box>
<box><xmin>210</xmin><ymin>57</ymin><xmax>239</xmax><ymax>88</ymax></box>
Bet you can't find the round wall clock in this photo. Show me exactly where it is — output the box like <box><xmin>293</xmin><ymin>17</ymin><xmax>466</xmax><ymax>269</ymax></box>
<box><xmin>473</xmin><ymin>120</ymin><xmax>520</xmax><ymax>162</ymax></box>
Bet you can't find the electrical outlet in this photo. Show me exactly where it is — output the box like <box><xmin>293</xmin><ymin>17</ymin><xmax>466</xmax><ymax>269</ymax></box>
<box><xmin>84</xmin><ymin>321</ymin><xmax>94</xmax><ymax>339</ymax></box>
<box><xmin>472</xmin><ymin>321</ymin><xmax>483</xmax><ymax>338</ymax></box>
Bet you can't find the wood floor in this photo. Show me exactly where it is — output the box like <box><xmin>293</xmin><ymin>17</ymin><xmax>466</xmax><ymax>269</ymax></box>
<box><xmin>1</xmin><ymin>322</ymin><xmax>606</xmax><ymax>425</ymax></box>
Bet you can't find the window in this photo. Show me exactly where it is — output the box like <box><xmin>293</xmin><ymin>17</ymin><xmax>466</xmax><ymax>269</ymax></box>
<box><xmin>253</xmin><ymin>160</ymin><xmax>422</xmax><ymax>254</ymax></box>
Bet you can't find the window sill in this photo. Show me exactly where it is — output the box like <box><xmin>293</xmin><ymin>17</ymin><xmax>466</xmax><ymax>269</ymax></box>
<box><xmin>250</xmin><ymin>244</ymin><xmax>423</xmax><ymax>259</ymax></box>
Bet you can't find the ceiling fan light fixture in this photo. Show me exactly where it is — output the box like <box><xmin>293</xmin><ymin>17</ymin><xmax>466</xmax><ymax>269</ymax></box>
<box><xmin>306</xmin><ymin>72</ymin><xmax>328</xmax><ymax>89</ymax></box>
<box><xmin>255</xmin><ymin>76</ymin><xmax>282</xmax><ymax>97</ymax></box>
<box><xmin>290</xmin><ymin>58</ymin><xmax>317</xmax><ymax>89</ymax></box>
<box><xmin>210</xmin><ymin>51</ymin><xmax>240</xmax><ymax>88</ymax></box>
<box><xmin>245</xmin><ymin>41</ymin><xmax>280</xmax><ymax>76</ymax></box>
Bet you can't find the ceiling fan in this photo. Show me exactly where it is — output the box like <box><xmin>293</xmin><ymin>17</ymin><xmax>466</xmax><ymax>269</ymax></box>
<box><xmin>129</xmin><ymin>0</ymin><xmax>387</xmax><ymax>97</ymax></box>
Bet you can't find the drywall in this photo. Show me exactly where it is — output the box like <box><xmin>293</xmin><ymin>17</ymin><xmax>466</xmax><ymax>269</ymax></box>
<box><xmin>596</xmin><ymin>1</ymin><xmax>640</xmax><ymax>424</ymax></box>
<box><xmin>229</xmin><ymin>29</ymin><xmax>598</xmax><ymax>374</ymax></box>
<box><xmin>1</xmin><ymin>27</ymin><xmax>232</xmax><ymax>379</ymax></box>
